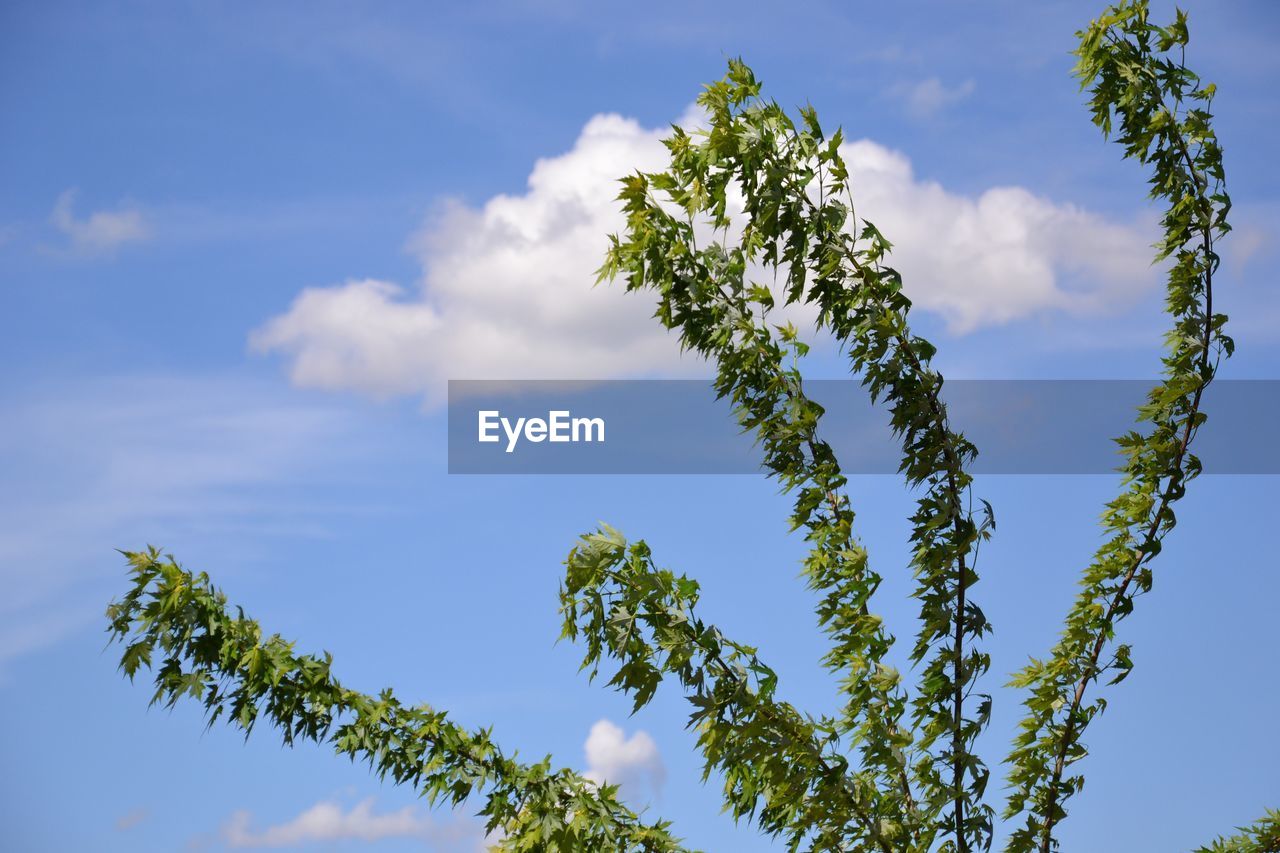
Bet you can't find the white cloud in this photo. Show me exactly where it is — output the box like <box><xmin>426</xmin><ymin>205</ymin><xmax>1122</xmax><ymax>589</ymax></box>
<box><xmin>50</xmin><ymin>189</ymin><xmax>150</xmax><ymax>255</ymax></box>
<box><xmin>840</xmin><ymin>140</ymin><xmax>1153</xmax><ymax>332</ymax></box>
<box><xmin>894</xmin><ymin>77</ymin><xmax>976</xmax><ymax>118</ymax></box>
<box><xmin>115</xmin><ymin>808</ymin><xmax>149</xmax><ymax>831</ymax></box>
<box><xmin>251</xmin><ymin>113</ymin><xmax>693</xmax><ymax>403</ymax></box>
<box><xmin>223</xmin><ymin>798</ymin><xmax>487</xmax><ymax>850</ymax></box>
<box><xmin>253</xmin><ymin>110</ymin><xmax>1154</xmax><ymax>401</ymax></box>
<box><xmin>582</xmin><ymin>719</ymin><xmax>665</xmax><ymax>800</ymax></box>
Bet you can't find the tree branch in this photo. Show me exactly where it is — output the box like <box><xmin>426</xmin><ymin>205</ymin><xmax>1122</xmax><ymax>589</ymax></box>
<box><xmin>107</xmin><ymin>548</ymin><xmax>690</xmax><ymax>853</ymax></box>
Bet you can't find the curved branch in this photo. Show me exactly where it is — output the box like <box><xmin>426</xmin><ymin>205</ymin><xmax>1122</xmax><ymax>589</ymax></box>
<box><xmin>1004</xmin><ymin>6</ymin><xmax>1232</xmax><ymax>850</ymax></box>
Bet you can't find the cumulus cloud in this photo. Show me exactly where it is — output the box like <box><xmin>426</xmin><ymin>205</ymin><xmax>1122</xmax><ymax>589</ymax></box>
<box><xmin>582</xmin><ymin>719</ymin><xmax>665</xmax><ymax>800</ymax></box>
<box><xmin>49</xmin><ymin>189</ymin><xmax>150</xmax><ymax>255</ymax></box>
<box><xmin>223</xmin><ymin>798</ymin><xmax>486</xmax><ymax>850</ymax></box>
<box><xmin>253</xmin><ymin>110</ymin><xmax>1153</xmax><ymax>401</ymax></box>
<box><xmin>894</xmin><ymin>77</ymin><xmax>976</xmax><ymax>118</ymax></box>
<box><xmin>251</xmin><ymin>113</ymin><xmax>689</xmax><ymax>402</ymax></box>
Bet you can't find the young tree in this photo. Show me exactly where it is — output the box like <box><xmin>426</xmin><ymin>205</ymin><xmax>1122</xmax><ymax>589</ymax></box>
<box><xmin>106</xmin><ymin>2</ymin><xmax>1277</xmax><ymax>850</ymax></box>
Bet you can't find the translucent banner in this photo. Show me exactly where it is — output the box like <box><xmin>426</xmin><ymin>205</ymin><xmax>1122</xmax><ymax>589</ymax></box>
<box><xmin>447</xmin><ymin>379</ymin><xmax>1280</xmax><ymax>475</ymax></box>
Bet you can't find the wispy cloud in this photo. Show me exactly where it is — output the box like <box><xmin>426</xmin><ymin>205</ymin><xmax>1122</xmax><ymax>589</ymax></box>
<box><xmin>893</xmin><ymin>76</ymin><xmax>976</xmax><ymax>118</ymax></box>
<box><xmin>116</xmin><ymin>808</ymin><xmax>149</xmax><ymax>831</ymax></box>
<box><xmin>0</xmin><ymin>375</ymin><xmax>400</xmax><ymax>678</ymax></box>
<box><xmin>49</xmin><ymin>189</ymin><xmax>150</xmax><ymax>255</ymax></box>
<box><xmin>1225</xmin><ymin>222</ymin><xmax>1270</xmax><ymax>272</ymax></box>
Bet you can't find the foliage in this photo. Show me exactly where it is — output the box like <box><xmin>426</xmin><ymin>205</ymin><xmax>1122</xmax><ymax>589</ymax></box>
<box><xmin>106</xmin><ymin>2</ymin><xmax>1273</xmax><ymax>851</ymax></box>
<box><xmin>1193</xmin><ymin>812</ymin><xmax>1280</xmax><ymax>853</ymax></box>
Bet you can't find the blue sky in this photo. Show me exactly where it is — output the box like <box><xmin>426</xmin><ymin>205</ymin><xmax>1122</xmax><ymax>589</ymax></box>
<box><xmin>2</xmin><ymin>1</ymin><xmax>1278</xmax><ymax>850</ymax></box>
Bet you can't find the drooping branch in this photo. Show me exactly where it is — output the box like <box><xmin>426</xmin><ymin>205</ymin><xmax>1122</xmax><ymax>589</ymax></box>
<box><xmin>561</xmin><ymin>526</ymin><xmax>897</xmax><ymax>853</ymax></box>
<box><xmin>1003</xmin><ymin>5</ymin><xmax>1233</xmax><ymax>851</ymax></box>
<box><xmin>106</xmin><ymin>548</ymin><xmax>690</xmax><ymax>853</ymax></box>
